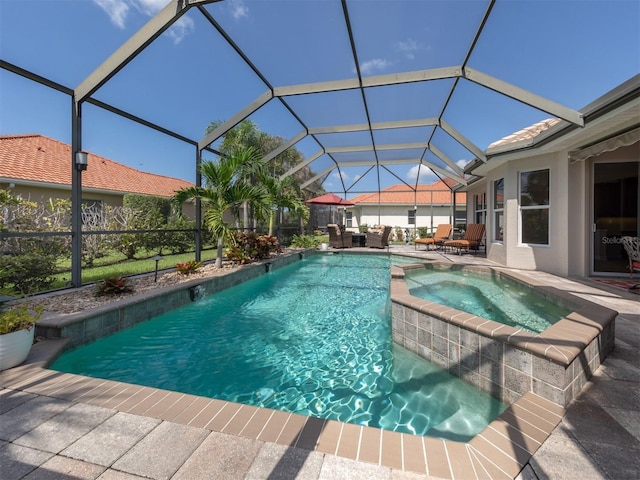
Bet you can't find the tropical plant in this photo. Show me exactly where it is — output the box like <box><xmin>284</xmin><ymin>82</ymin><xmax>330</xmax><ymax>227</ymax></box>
<box><xmin>175</xmin><ymin>260</ymin><xmax>202</xmax><ymax>275</ymax></box>
<box><xmin>259</xmin><ymin>174</ymin><xmax>309</xmax><ymax>238</ymax></box>
<box><xmin>174</xmin><ymin>147</ymin><xmax>270</xmax><ymax>268</ymax></box>
<box><xmin>289</xmin><ymin>234</ymin><xmax>319</xmax><ymax>249</ymax></box>
<box><xmin>0</xmin><ymin>305</ymin><xmax>43</xmax><ymax>335</ymax></box>
<box><xmin>225</xmin><ymin>232</ymin><xmax>281</xmax><ymax>263</ymax></box>
<box><xmin>95</xmin><ymin>276</ymin><xmax>134</xmax><ymax>296</ymax></box>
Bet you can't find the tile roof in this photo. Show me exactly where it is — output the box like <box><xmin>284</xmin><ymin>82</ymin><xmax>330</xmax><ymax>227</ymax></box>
<box><xmin>487</xmin><ymin>118</ymin><xmax>561</xmax><ymax>149</ymax></box>
<box><xmin>350</xmin><ymin>180</ymin><xmax>466</xmax><ymax>206</ymax></box>
<box><xmin>0</xmin><ymin>134</ymin><xmax>193</xmax><ymax>197</ymax></box>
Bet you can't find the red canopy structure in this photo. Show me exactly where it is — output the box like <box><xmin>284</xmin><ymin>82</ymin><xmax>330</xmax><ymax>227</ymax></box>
<box><xmin>306</xmin><ymin>193</ymin><xmax>355</xmax><ymax>226</ymax></box>
<box><xmin>305</xmin><ymin>193</ymin><xmax>355</xmax><ymax>206</ymax></box>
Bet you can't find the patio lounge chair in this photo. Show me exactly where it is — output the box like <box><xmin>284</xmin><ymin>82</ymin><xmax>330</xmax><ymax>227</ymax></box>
<box><xmin>443</xmin><ymin>224</ymin><xmax>485</xmax><ymax>255</ymax></box>
<box><xmin>367</xmin><ymin>225</ymin><xmax>392</xmax><ymax>249</ymax></box>
<box><xmin>621</xmin><ymin>236</ymin><xmax>640</xmax><ymax>291</ymax></box>
<box><xmin>327</xmin><ymin>224</ymin><xmax>353</xmax><ymax>249</ymax></box>
<box><xmin>414</xmin><ymin>224</ymin><xmax>452</xmax><ymax>250</ymax></box>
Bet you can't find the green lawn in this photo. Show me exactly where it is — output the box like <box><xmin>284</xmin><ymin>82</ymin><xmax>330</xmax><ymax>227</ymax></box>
<box><xmin>52</xmin><ymin>248</ymin><xmax>220</xmax><ymax>289</ymax></box>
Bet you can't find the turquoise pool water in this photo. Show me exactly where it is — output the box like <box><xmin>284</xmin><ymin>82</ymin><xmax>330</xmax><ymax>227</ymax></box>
<box><xmin>51</xmin><ymin>254</ymin><xmax>505</xmax><ymax>440</ymax></box>
<box><xmin>406</xmin><ymin>268</ymin><xmax>570</xmax><ymax>333</ymax></box>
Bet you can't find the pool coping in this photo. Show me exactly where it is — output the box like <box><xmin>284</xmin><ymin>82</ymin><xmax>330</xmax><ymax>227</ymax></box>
<box><xmin>4</xmin><ymin>250</ymin><xmax>579</xmax><ymax>478</ymax></box>
<box><xmin>1</xmin><ymin>338</ymin><xmax>565</xmax><ymax>480</ymax></box>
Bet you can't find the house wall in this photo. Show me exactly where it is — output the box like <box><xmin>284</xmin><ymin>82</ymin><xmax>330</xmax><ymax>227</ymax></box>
<box><xmin>1</xmin><ymin>182</ymin><xmax>195</xmax><ymax>220</ymax></box>
<box><xmin>466</xmin><ymin>151</ymin><xmax>572</xmax><ymax>276</ymax></box>
<box><xmin>350</xmin><ymin>205</ymin><xmax>463</xmax><ymax>236</ymax></box>
<box><xmin>2</xmin><ymin>183</ymin><xmax>125</xmax><ymax>207</ymax></box>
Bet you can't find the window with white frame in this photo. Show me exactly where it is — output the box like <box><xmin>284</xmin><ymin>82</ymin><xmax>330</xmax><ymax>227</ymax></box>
<box><xmin>493</xmin><ymin>179</ymin><xmax>504</xmax><ymax>242</ymax></box>
<box><xmin>345</xmin><ymin>211</ymin><xmax>353</xmax><ymax>228</ymax></box>
<box><xmin>520</xmin><ymin>169</ymin><xmax>550</xmax><ymax>245</ymax></box>
<box><xmin>407</xmin><ymin>209</ymin><xmax>415</xmax><ymax>225</ymax></box>
<box><xmin>474</xmin><ymin>192</ymin><xmax>487</xmax><ymax>225</ymax></box>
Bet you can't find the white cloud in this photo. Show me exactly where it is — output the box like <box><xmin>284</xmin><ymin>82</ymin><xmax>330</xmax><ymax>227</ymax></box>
<box><xmin>166</xmin><ymin>16</ymin><xmax>194</xmax><ymax>44</ymax></box>
<box><xmin>229</xmin><ymin>0</ymin><xmax>249</xmax><ymax>20</ymax></box>
<box><xmin>394</xmin><ymin>38</ymin><xmax>429</xmax><ymax>61</ymax></box>
<box><xmin>135</xmin><ymin>0</ymin><xmax>169</xmax><ymax>16</ymax></box>
<box><xmin>93</xmin><ymin>0</ymin><xmax>130</xmax><ymax>29</ymax></box>
<box><xmin>456</xmin><ymin>159</ymin><xmax>469</xmax><ymax>170</ymax></box>
<box><xmin>359</xmin><ymin>58</ymin><xmax>391</xmax><ymax>75</ymax></box>
<box><xmin>92</xmin><ymin>0</ymin><xmax>194</xmax><ymax>43</ymax></box>
<box><xmin>407</xmin><ymin>165</ymin><xmax>437</xmax><ymax>183</ymax></box>
<box><xmin>332</xmin><ymin>170</ymin><xmax>349</xmax><ymax>182</ymax></box>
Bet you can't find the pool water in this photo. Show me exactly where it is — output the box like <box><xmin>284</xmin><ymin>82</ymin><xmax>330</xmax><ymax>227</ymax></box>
<box><xmin>51</xmin><ymin>254</ymin><xmax>505</xmax><ymax>440</ymax></box>
<box><xmin>406</xmin><ymin>268</ymin><xmax>570</xmax><ymax>333</ymax></box>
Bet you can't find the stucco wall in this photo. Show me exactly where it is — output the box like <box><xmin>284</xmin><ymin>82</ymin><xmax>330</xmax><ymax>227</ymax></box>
<box><xmin>467</xmin><ymin>152</ymin><xmax>572</xmax><ymax>276</ymax></box>
<box><xmin>351</xmin><ymin>205</ymin><xmax>464</xmax><ymax>236</ymax></box>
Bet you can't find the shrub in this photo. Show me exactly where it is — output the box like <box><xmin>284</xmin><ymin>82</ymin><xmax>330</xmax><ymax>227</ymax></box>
<box><xmin>418</xmin><ymin>227</ymin><xmax>430</xmax><ymax>238</ymax></box>
<box><xmin>0</xmin><ymin>254</ymin><xmax>57</xmax><ymax>295</ymax></box>
<box><xmin>175</xmin><ymin>260</ymin><xmax>202</xmax><ymax>275</ymax></box>
<box><xmin>226</xmin><ymin>232</ymin><xmax>281</xmax><ymax>263</ymax></box>
<box><xmin>95</xmin><ymin>276</ymin><xmax>134</xmax><ymax>296</ymax></box>
<box><xmin>111</xmin><ymin>233</ymin><xmax>141</xmax><ymax>260</ymax></box>
<box><xmin>289</xmin><ymin>234</ymin><xmax>319</xmax><ymax>248</ymax></box>
<box><xmin>163</xmin><ymin>216</ymin><xmax>196</xmax><ymax>254</ymax></box>
<box><xmin>224</xmin><ymin>244</ymin><xmax>251</xmax><ymax>264</ymax></box>
<box><xmin>0</xmin><ymin>305</ymin><xmax>43</xmax><ymax>334</ymax></box>
<box><xmin>358</xmin><ymin>224</ymin><xmax>369</xmax><ymax>233</ymax></box>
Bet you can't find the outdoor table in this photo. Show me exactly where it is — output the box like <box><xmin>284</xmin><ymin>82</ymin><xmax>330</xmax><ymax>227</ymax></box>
<box><xmin>352</xmin><ymin>233</ymin><xmax>366</xmax><ymax>247</ymax></box>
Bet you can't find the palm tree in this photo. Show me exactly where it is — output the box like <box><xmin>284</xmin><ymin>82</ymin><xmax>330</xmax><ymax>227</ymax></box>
<box><xmin>174</xmin><ymin>147</ymin><xmax>269</xmax><ymax>268</ymax></box>
<box><xmin>260</xmin><ymin>174</ymin><xmax>309</xmax><ymax>238</ymax></box>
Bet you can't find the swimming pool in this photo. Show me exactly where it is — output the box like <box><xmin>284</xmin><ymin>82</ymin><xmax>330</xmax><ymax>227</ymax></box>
<box><xmin>405</xmin><ymin>268</ymin><xmax>570</xmax><ymax>333</ymax></box>
<box><xmin>51</xmin><ymin>253</ymin><xmax>505</xmax><ymax>441</ymax></box>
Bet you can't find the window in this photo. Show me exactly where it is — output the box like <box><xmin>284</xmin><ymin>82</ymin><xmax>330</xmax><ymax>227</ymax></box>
<box><xmin>345</xmin><ymin>211</ymin><xmax>352</xmax><ymax>228</ymax></box>
<box><xmin>520</xmin><ymin>169</ymin><xmax>549</xmax><ymax>245</ymax></box>
<box><xmin>493</xmin><ymin>179</ymin><xmax>504</xmax><ymax>242</ymax></box>
<box><xmin>407</xmin><ymin>209</ymin><xmax>415</xmax><ymax>225</ymax></box>
<box><xmin>474</xmin><ymin>193</ymin><xmax>487</xmax><ymax>224</ymax></box>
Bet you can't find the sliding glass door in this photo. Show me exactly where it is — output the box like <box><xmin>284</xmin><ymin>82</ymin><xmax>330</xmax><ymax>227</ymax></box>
<box><xmin>592</xmin><ymin>161</ymin><xmax>639</xmax><ymax>275</ymax></box>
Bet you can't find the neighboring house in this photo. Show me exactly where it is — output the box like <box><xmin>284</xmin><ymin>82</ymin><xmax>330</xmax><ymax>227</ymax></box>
<box><xmin>0</xmin><ymin>134</ymin><xmax>194</xmax><ymax>210</ymax></box>
<box><xmin>461</xmin><ymin>75</ymin><xmax>639</xmax><ymax>278</ymax></box>
<box><xmin>347</xmin><ymin>180</ymin><xmax>467</xmax><ymax>236</ymax></box>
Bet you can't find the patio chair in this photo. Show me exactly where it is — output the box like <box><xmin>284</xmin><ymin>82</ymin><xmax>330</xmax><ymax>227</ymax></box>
<box><xmin>414</xmin><ymin>224</ymin><xmax>452</xmax><ymax>251</ymax></box>
<box><xmin>443</xmin><ymin>224</ymin><xmax>485</xmax><ymax>255</ymax></box>
<box><xmin>621</xmin><ymin>236</ymin><xmax>640</xmax><ymax>291</ymax></box>
<box><xmin>327</xmin><ymin>224</ymin><xmax>353</xmax><ymax>249</ymax></box>
<box><xmin>367</xmin><ymin>225</ymin><xmax>392</xmax><ymax>249</ymax></box>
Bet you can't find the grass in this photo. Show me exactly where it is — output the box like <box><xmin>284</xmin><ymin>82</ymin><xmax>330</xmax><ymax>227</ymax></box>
<box><xmin>52</xmin><ymin>248</ymin><xmax>220</xmax><ymax>289</ymax></box>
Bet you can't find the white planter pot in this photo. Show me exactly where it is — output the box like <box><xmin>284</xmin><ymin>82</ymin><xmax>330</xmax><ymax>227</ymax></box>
<box><xmin>0</xmin><ymin>327</ymin><xmax>35</xmax><ymax>371</ymax></box>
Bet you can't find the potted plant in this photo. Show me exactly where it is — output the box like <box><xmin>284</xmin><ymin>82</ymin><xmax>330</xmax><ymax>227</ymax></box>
<box><xmin>0</xmin><ymin>304</ymin><xmax>42</xmax><ymax>371</ymax></box>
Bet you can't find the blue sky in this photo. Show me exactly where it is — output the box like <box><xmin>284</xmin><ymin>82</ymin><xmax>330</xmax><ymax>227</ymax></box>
<box><xmin>1</xmin><ymin>0</ymin><xmax>639</xmax><ymax>195</ymax></box>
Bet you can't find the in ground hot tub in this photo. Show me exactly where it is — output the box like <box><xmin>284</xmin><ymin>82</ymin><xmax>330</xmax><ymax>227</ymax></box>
<box><xmin>390</xmin><ymin>262</ymin><xmax>617</xmax><ymax>406</ymax></box>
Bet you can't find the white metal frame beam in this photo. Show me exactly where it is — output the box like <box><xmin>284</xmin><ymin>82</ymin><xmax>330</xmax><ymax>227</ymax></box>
<box><xmin>280</xmin><ymin>150</ymin><xmax>324</xmax><ymax>181</ymax></box>
<box><xmin>463</xmin><ymin>67</ymin><xmax>584</xmax><ymax>126</ymax></box>
<box><xmin>301</xmin><ymin>166</ymin><xmax>334</xmax><ymax>189</ymax></box>
<box><xmin>198</xmin><ymin>90</ymin><xmax>274</xmax><ymax>151</ymax></box>
<box><xmin>75</xmin><ymin>0</ymin><xmax>219</xmax><ymax>102</ymax></box>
